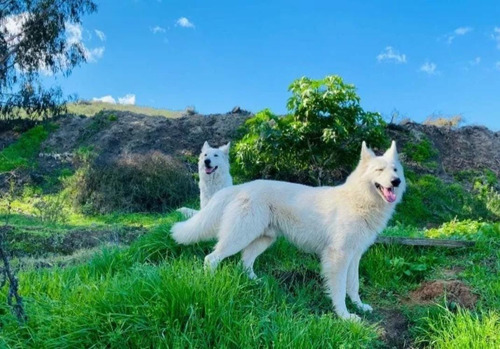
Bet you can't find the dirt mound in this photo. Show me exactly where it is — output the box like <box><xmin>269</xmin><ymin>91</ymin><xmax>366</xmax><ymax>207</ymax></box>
<box><xmin>388</xmin><ymin>122</ymin><xmax>500</xmax><ymax>178</ymax></box>
<box><xmin>3</xmin><ymin>111</ymin><xmax>499</xmax><ymax>193</ymax></box>
<box><xmin>41</xmin><ymin>111</ymin><xmax>250</xmax><ymax>165</ymax></box>
<box><xmin>409</xmin><ymin>280</ymin><xmax>478</xmax><ymax>308</ymax></box>
<box><xmin>379</xmin><ymin>309</ymin><xmax>412</xmax><ymax>349</ymax></box>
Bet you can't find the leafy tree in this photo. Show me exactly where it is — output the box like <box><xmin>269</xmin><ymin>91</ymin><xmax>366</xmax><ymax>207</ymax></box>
<box><xmin>0</xmin><ymin>0</ymin><xmax>97</xmax><ymax>120</ymax></box>
<box><xmin>234</xmin><ymin>75</ymin><xmax>387</xmax><ymax>185</ymax></box>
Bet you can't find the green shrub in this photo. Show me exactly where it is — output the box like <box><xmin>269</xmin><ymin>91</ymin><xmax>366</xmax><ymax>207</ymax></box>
<box><xmin>68</xmin><ymin>151</ymin><xmax>197</xmax><ymax>214</ymax></box>
<box><xmin>393</xmin><ymin>173</ymin><xmax>498</xmax><ymax>227</ymax></box>
<box><xmin>33</xmin><ymin>194</ymin><xmax>69</xmax><ymax>224</ymax></box>
<box><xmin>0</xmin><ymin>125</ymin><xmax>51</xmax><ymax>172</ymax></box>
<box><xmin>426</xmin><ymin>219</ymin><xmax>500</xmax><ymax>240</ymax></box>
<box><xmin>233</xmin><ymin>75</ymin><xmax>386</xmax><ymax>185</ymax></box>
<box><xmin>403</xmin><ymin>138</ymin><xmax>438</xmax><ymax>168</ymax></box>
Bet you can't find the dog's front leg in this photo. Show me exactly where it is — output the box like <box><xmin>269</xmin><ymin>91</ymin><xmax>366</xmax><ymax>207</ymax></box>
<box><xmin>321</xmin><ymin>246</ymin><xmax>360</xmax><ymax>321</ymax></box>
<box><xmin>347</xmin><ymin>252</ymin><xmax>373</xmax><ymax>312</ymax></box>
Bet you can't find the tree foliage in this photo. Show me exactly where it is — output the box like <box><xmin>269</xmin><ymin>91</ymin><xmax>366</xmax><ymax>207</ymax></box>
<box><xmin>0</xmin><ymin>0</ymin><xmax>97</xmax><ymax>120</ymax></box>
<box><xmin>234</xmin><ymin>75</ymin><xmax>387</xmax><ymax>185</ymax></box>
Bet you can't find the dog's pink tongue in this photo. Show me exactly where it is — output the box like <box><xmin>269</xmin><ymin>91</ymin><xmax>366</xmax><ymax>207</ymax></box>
<box><xmin>382</xmin><ymin>187</ymin><xmax>397</xmax><ymax>203</ymax></box>
<box><xmin>205</xmin><ymin>168</ymin><xmax>214</xmax><ymax>174</ymax></box>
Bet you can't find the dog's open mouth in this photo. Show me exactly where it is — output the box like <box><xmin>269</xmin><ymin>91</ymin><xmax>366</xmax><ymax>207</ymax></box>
<box><xmin>375</xmin><ymin>183</ymin><xmax>396</xmax><ymax>203</ymax></box>
<box><xmin>205</xmin><ymin>166</ymin><xmax>218</xmax><ymax>174</ymax></box>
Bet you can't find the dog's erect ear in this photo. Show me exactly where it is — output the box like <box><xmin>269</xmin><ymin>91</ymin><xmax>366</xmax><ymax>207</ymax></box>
<box><xmin>361</xmin><ymin>141</ymin><xmax>375</xmax><ymax>162</ymax></box>
<box><xmin>384</xmin><ymin>140</ymin><xmax>398</xmax><ymax>160</ymax></box>
<box><xmin>219</xmin><ymin>142</ymin><xmax>230</xmax><ymax>155</ymax></box>
<box><xmin>201</xmin><ymin>141</ymin><xmax>210</xmax><ymax>152</ymax></box>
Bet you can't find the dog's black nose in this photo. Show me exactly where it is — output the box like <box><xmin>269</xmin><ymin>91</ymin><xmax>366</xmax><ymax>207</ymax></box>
<box><xmin>391</xmin><ymin>178</ymin><xmax>401</xmax><ymax>187</ymax></box>
<box><xmin>204</xmin><ymin>159</ymin><xmax>211</xmax><ymax>166</ymax></box>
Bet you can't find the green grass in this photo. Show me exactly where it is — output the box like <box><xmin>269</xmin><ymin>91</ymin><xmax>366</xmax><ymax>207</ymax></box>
<box><xmin>0</xmin><ymin>217</ymin><xmax>380</xmax><ymax>348</ymax></box>
<box><xmin>67</xmin><ymin>101</ymin><xmax>184</xmax><ymax>118</ymax></box>
<box><xmin>412</xmin><ymin>307</ymin><xmax>500</xmax><ymax>348</ymax></box>
<box><xmin>0</xmin><ymin>125</ymin><xmax>52</xmax><ymax>172</ymax></box>
<box><xmin>0</xmin><ymin>208</ymin><xmax>498</xmax><ymax>347</ymax></box>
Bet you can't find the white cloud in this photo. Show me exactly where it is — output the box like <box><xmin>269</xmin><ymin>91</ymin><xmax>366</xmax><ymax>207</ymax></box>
<box><xmin>376</xmin><ymin>46</ymin><xmax>407</xmax><ymax>64</ymax></box>
<box><xmin>93</xmin><ymin>95</ymin><xmax>116</xmax><ymax>104</ymax></box>
<box><xmin>151</xmin><ymin>25</ymin><xmax>166</xmax><ymax>34</ymax></box>
<box><xmin>445</xmin><ymin>26</ymin><xmax>473</xmax><ymax>44</ymax></box>
<box><xmin>85</xmin><ymin>47</ymin><xmax>105</xmax><ymax>62</ymax></box>
<box><xmin>470</xmin><ymin>57</ymin><xmax>481</xmax><ymax>66</ymax></box>
<box><xmin>118</xmin><ymin>94</ymin><xmax>136</xmax><ymax>105</ymax></box>
<box><xmin>66</xmin><ymin>22</ymin><xmax>105</xmax><ymax>62</ymax></box>
<box><xmin>92</xmin><ymin>94</ymin><xmax>136</xmax><ymax>105</ymax></box>
<box><xmin>176</xmin><ymin>17</ymin><xmax>195</xmax><ymax>28</ymax></box>
<box><xmin>454</xmin><ymin>26</ymin><xmax>472</xmax><ymax>35</ymax></box>
<box><xmin>95</xmin><ymin>29</ymin><xmax>106</xmax><ymax>41</ymax></box>
<box><xmin>492</xmin><ymin>27</ymin><xmax>500</xmax><ymax>49</ymax></box>
<box><xmin>420</xmin><ymin>62</ymin><xmax>437</xmax><ymax>75</ymax></box>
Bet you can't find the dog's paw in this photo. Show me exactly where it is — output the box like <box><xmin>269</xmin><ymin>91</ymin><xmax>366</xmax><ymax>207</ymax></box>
<box><xmin>344</xmin><ymin>313</ymin><xmax>362</xmax><ymax>322</ymax></box>
<box><xmin>204</xmin><ymin>253</ymin><xmax>220</xmax><ymax>271</ymax></box>
<box><xmin>356</xmin><ymin>302</ymin><xmax>373</xmax><ymax>313</ymax></box>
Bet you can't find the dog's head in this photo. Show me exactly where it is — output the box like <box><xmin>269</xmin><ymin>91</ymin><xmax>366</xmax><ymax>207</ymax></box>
<box><xmin>199</xmin><ymin>141</ymin><xmax>230</xmax><ymax>175</ymax></box>
<box><xmin>357</xmin><ymin>140</ymin><xmax>406</xmax><ymax>205</ymax></box>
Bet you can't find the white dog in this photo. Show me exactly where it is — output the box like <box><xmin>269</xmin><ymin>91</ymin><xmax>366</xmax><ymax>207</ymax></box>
<box><xmin>172</xmin><ymin>141</ymin><xmax>405</xmax><ymax>321</ymax></box>
<box><xmin>177</xmin><ymin>141</ymin><xmax>232</xmax><ymax>218</ymax></box>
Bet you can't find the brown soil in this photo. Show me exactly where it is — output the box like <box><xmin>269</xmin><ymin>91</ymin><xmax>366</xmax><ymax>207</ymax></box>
<box><xmin>0</xmin><ymin>130</ymin><xmax>18</xmax><ymax>151</ymax></box>
<box><xmin>379</xmin><ymin>309</ymin><xmax>414</xmax><ymax>349</ymax></box>
<box><xmin>408</xmin><ymin>279</ymin><xmax>478</xmax><ymax>309</ymax></box>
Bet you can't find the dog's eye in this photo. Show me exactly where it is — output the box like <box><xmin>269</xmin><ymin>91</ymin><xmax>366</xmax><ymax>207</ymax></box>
<box><xmin>394</xmin><ymin>168</ymin><xmax>397</xmax><ymax>172</ymax></box>
<box><xmin>204</xmin><ymin>154</ymin><xmax>207</xmax><ymax>157</ymax></box>
<box><xmin>375</xmin><ymin>168</ymin><xmax>383</xmax><ymax>172</ymax></box>
<box><xmin>214</xmin><ymin>154</ymin><xmax>218</xmax><ymax>157</ymax></box>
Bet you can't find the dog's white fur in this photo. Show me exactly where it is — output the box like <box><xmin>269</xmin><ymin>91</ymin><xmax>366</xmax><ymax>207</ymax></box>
<box><xmin>177</xmin><ymin>141</ymin><xmax>232</xmax><ymax>218</ymax></box>
<box><xmin>172</xmin><ymin>141</ymin><xmax>405</xmax><ymax>321</ymax></box>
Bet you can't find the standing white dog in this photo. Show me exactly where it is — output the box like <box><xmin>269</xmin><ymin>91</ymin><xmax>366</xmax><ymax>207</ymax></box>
<box><xmin>177</xmin><ymin>141</ymin><xmax>232</xmax><ymax>218</ymax></box>
<box><xmin>172</xmin><ymin>141</ymin><xmax>405</xmax><ymax>321</ymax></box>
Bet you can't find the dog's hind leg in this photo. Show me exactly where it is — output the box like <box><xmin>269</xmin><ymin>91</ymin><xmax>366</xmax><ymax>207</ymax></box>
<box><xmin>241</xmin><ymin>235</ymin><xmax>276</xmax><ymax>279</ymax></box>
<box><xmin>204</xmin><ymin>201</ymin><xmax>270</xmax><ymax>272</ymax></box>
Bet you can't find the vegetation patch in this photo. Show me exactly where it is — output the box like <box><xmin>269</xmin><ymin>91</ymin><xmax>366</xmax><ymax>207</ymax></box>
<box><xmin>0</xmin><ymin>125</ymin><xmax>52</xmax><ymax>173</ymax></box>
<box><xmin>412</xmin><ymin>308</ymin><xmax>500</xmax><ymax>348</ymax></box>
<box><xmin>403</xmin><ymin>138</ymin><xmax>438</xmax><ymax>170</ymax></box>
<box><xmin>233</xmin><ymin>75</ymin><xmax>386</xmax><ymax>185</ymax></box>
<box><xmin>393</xmin><ymin>173</ymin><xmax>499</xmax><ymax>227</ymax></box>
<box><xmin>68</xmin><ymin>151</ymin><xmax>197</xmax><ymax>214</ymax></box>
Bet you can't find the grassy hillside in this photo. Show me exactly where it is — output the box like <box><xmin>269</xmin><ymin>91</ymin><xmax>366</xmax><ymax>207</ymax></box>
<box><xmin>66</xmin><ymin>101</ymin><xmax>184</xmax><ymax>118</ymax></box>
<box><xmin>0</xmin><ymin>115</ymin><xmax>499</xmax><ymax>347</ymax></box>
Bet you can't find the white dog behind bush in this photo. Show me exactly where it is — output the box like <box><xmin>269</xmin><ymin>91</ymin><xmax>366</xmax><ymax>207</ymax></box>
<box><xmin>177</xmin><ymin>141</ymin><xmax>232</xmax><ymax>218</ymax></box>
<box><xmin>172</xmin><ymin>141</ymin><xmax>405</xmax><ymax>321</ymax></box>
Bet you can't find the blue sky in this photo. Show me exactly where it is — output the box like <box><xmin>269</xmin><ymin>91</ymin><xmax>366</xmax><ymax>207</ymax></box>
<box><xmin>49</xmin><ymin>0</ymin><xmax>500</xmax><ymax>130</ymax></box>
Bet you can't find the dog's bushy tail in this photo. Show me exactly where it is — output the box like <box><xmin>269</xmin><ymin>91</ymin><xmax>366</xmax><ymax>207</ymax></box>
<box><xmin>171</xmin><ymin>196</ymin><xmax>226</xmax><ymax>245</ymax></box>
